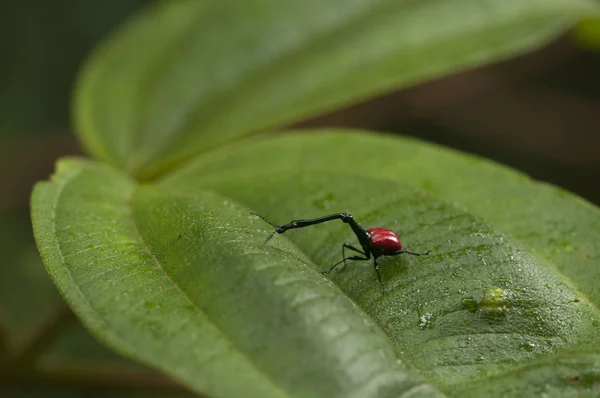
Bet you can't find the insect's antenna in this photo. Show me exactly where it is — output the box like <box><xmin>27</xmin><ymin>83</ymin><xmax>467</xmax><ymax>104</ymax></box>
<box><xmin>263</xmin><ymin>230</ymin><xmax>279</xmax><ymax>246</ymax></box>
<box><xmin>250</xmin><ymin>212</ymin><xmax>280</xmax><ymax>227</ymax></box>
<box><xmin>250</xmin><ymin>212</ymin><xmax>281</xmax><ymax>245</ymax></box>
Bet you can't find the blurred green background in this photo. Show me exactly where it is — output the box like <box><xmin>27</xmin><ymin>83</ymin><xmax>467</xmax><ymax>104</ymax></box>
<box><xmin>1</xmin><ymin>0</ymin><xmax>599</xmax><ymax>396</ymax></box>
<box><xmin>1</xmin><ymin>1</ymin><xmax>194</xmax><ymax>396</ymax></box>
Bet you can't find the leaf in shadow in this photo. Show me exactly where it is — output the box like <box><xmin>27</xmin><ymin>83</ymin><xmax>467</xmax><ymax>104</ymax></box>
<box><xmin>74</xmin><ymin>0</ymin><xmax>599</xmax><ymax>178</ymax></box>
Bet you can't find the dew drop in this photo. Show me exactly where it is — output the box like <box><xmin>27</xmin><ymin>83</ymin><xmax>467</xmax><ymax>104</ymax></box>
<box><xmin>461</xmin><ymin>287</ymin><xmax>509</xmax><ymax>317</ymax></box>
<box><xmin>418</xmin><ymin>312</ymin><xmax>436</xmax><ymax>329</ymax></box>
<box><xmin>480</xmin><ymin>287</ymin><xmax>508</xmax><ymax>316</ymax></box>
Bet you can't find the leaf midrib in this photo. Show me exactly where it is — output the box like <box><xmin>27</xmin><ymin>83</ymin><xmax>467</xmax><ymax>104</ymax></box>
<box><xmin>124</xmin><ymin>190</ymin><xmax>293</xmax><ymax>398</ymax></box>
<box><xmin>49</xmin><ymin>165</ymin><xmax>291</xmax><ymax>398</ymax></box>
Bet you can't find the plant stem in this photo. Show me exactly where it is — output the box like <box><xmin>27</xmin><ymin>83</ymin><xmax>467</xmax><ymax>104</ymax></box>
<box><xmin>10</xmin><ymin>300</ymin><xmax>74</xmax><ymax>369</ymax></box>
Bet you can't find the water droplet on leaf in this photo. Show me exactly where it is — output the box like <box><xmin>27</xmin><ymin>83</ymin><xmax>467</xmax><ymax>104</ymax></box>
<box><xmin>418</xmin><ymin>312</ymin><xmax>436</xmax><ymax>329</ymax></box>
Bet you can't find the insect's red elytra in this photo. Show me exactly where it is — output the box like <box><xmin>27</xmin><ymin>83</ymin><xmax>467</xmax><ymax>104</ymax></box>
<box><xmin>250</xmin><ymin>211</ymin><xmax>431</xmax><ymax>292</ymax></box>
<box><xmin>367</xmin><ymin>228</ymin><xmax>402</xmax><ymax>253</ymax></box>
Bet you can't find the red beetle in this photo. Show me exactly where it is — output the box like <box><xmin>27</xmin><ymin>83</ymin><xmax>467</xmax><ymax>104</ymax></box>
<box><xmin>367</xmin><ymin>228</ymin><xmax>403</xmax><ymax>253</ymax></box>
<box><xmin>251</xmin><ymin>212</ymin><xmax>431</xmax><ymax>292</ymax></box>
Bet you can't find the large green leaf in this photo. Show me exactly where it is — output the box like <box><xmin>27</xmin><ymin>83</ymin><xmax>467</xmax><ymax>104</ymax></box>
<box><xmin>74</xmin><ymin>0</ymin><xmax>598</xmax><ymax>178</ymax></box>
<box><xmin>31</xmin><ymin>156</ymin><xmax>443</xmax><ymax>398</ymax></box>
<box><xmin>32</xmin><ymin>132</ymin><xmax>600</xmax><ymax>397</ymax></box>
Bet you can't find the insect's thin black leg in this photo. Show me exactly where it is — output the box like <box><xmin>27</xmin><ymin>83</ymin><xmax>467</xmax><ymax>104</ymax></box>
<box><xmin>373</xmin><ymin>258</ymin><xmax>386</xmax><ymax>293</ymax></box>
<box><xmin>323</xmin><ymin>255</ymin><xmax>368</xmax><ymax>275</ymax></box>
<box><xmin>340</xmin><ymin>243</ymin><xmax>368</xmax><ymax>270</ymax></box>
<box><xmin>398</xmin><ymin>249</ymin><xmax>432</xmax><ymax>256</ymax></box>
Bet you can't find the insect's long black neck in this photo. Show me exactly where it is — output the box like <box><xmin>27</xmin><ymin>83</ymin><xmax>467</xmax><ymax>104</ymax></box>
<box><xmin>251</xmin><ymin>212</ymin><xmax>370</xmax><ymax>248</ymax></box>
<box><xmin>342</xmin><ymin>216</ymin><xmax>371</xmax><ymax>250</ymax></box>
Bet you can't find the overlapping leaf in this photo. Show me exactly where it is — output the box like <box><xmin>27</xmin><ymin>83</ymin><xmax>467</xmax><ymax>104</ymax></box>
<box><xmin>74</xmin><ymin>0</ymin><xmax>598</xmax><ymax>178</ymax></box>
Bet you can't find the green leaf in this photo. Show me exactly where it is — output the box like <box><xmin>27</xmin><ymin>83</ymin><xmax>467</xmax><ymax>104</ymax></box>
<box><xmin>32</xmin><ymin>131</ymin><xmax>600</xmax><ymax>397</ymax></box>
<box><xmin>31</xmin><ymin>157</ymin><xmax>443</xmax><ymax>398</ymax></box>
<box><xmin>74</xmin><ymin>0</ymin><xmax>599</xmax><ymax>178</ymax></box>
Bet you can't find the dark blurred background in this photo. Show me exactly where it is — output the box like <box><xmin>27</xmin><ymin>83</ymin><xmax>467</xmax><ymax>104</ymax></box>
<box><xmin>1</xmin><ymin>1</ymin><xmax>196</xmax><ymax>396</ymax></box>
<box><xmin>1</xmin><ymin>1</ymin><xmax>598</xmax><ymax>396</ymax></box>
